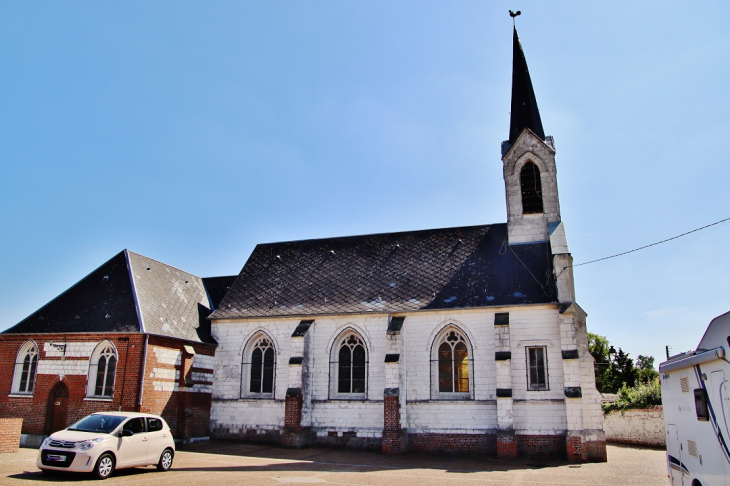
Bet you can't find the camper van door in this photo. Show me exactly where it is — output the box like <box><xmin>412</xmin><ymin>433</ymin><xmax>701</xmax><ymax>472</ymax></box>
<box><xmin>666</xmin><ymin>424</ymin><xmax>682</xmax><ymax>486</ymax></box>
<box><xmin>709</xmin><ymin>370</ymin><xmax>730</xmax><ymax>485</ymax></box>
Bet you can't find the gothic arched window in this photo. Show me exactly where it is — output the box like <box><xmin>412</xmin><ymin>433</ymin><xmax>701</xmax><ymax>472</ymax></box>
<box><xmin>241</xmin><ymin>333</ymin><xmax>276</xmax><ymax>398</ymax></box>
<box><xmin>331</xmin><ymin>331</ymin><xmax>367</xmax><ymax>398</ymax></box>
<box><xmin>11</xmin><ymin>341</ymin><xmax>38</xmax><ymax>395</ymax></box>
<box><xmin>520</xmin><ymin>162</ymin><xmax>544</xmax><ymax>214</ymax></box>
<box><xmin>432</xmin><ymin>327</ymin><xmax>472</xmax><ymax>398</ymax></box>
<box><xmin>87</xmin><ymin>341</ymin><xmax>117</xmax><ymax>398</ymax></box>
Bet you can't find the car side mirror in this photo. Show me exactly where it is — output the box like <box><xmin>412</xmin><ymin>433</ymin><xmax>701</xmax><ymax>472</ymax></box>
<box><xmin>122</xmin><ymin>429</ymin><xmax>134</xmax><ymax>437</ymax></box>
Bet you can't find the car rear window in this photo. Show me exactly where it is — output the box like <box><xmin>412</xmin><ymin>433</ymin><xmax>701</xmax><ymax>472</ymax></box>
<box><xmin>147</xmin><ymin>418</ymin><xmax>163</xmax><ymax>432</ymax></box>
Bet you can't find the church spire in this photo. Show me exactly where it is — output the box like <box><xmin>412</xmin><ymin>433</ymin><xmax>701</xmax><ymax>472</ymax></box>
<box><xmin>508</xmin><ymin>26</ymin><xmax>545</xmax><ymax>144</ymax></box>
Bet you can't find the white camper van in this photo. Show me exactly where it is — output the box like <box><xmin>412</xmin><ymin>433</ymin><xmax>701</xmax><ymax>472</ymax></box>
<box><xmin>660</xmin><ymin>311</ymin><xmax>730</xmax><ymax>486</ymax></box>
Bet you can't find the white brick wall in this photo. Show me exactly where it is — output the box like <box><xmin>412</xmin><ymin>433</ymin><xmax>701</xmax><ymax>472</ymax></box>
<box><xmin>210</xmin><ymin>304</ymin><xmax>607</xmax><ymax>437</ymax></box>
<box><xmin>195</xmin><ymin>354</ymin><xmax>215</xmax><ymax>370</ymax></box>
<box><xmin>43</xmin><ymin>341</ymin><xmax>97</xmax><ymax>358</ymax></box>
<box><xmin>210</xmin><ymin>399</ymin><xmax>285</xmax><ymax>429</ymax></box>
<box><xmin>513</xmin><ymin>400</ymin><xmax>568</xmax><ymax>434</ymax></box>
<box><xmin>407</xmin><ymin>401</ymin><xmax>498</xmax><ymax>433</ymax></box>
<box><xmin>152</xmin><ymin>347</ymin><xmax>182</xmax><ymax>366</ymax></box>
<box><xmin>37</xmin><ymin>359</ymin><xmax>89</xmax><ymax>376</ymax></box>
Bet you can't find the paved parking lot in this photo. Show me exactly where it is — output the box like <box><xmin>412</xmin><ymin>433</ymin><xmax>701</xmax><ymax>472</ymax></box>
<box><xmin>1</xmin><ymin>441</ymin><xmax>668</xmax><ymax>486</ymax></box>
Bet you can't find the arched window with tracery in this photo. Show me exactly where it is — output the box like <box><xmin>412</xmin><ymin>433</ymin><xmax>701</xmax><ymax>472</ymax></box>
<box><xmin>87</xmin><ymin>341</ymin><xmax>117</xmax><ymax>398</ymax></box>
<box><xmin>520</xmin><ymin>161</ymin><xmax>544</xmax><ymax>214</ymax></box>
<box><xmin>241</xmin><ymin>333</ymin><xmax>276</xmax><ymax>398</ymax></box>
<box><xmin>330</xmin><ymin>331</ymin><xmax>367</xmax><ymax>398</ymax></box>
<box><xmin>11</xmin><ymin>341</ymin><xmax>38</xmax><ymax>395</ymax></box>
<box><xmin>432</xmin><ymin>327</ymin><xmax>473</xmax><ymax>398</ymax></box>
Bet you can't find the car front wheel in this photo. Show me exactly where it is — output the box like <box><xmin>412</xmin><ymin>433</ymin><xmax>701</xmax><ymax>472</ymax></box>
<box><xmin>93</xmin><ymin>453</ymin><xmax>115</xmax><ymax>480</ymax></box>
<box><xmin>157</xmin><ymin>448</ymin><xmax>173</xmax><ymax>471</ymax></box>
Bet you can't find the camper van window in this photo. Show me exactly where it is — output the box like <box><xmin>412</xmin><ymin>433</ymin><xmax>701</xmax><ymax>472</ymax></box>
<box><xmin>694</xmin><ymin>388</ymin><xmax>709</xmax><ymax>421</ymax></box>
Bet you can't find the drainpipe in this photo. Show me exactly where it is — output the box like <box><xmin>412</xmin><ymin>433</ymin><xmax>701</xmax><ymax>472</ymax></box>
<box><xmin>118</xmin><ymin>337</ymin><xmax>130</xmax><ymax>411</ymax></box>
<box><xmin>138</xmin><ymin>335</ymin><xmax>149</xmax><ymax>410</ymax></box>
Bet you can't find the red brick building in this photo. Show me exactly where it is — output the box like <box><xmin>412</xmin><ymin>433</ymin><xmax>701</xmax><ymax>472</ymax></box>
<box><xmin>0</xmin><ymin>250</ymin><xmax>233</xmax><ymax>446</ymax></box>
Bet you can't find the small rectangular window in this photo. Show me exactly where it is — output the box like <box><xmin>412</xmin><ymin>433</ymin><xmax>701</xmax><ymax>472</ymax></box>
<box><xmin>695</xmin><ymin>388</ymin><xmax>709</xmax><ymax>421</ymax></box>
<box><xmin>527</xmin><ymin>347</ymin><xmax>548</xmax><ymax>390</ymax></box>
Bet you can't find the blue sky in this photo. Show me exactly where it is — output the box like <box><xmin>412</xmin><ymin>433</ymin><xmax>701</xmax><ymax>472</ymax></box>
<box><xmin>2</xmin><ymin>1</ymin><xmax>729</xmax><ymax>366</ymax></box>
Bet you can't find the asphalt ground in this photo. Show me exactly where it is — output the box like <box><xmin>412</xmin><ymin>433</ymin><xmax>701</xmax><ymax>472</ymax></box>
<box><xmin>1</xmin><ymin>441</ymin><xmax>668</xmax><ymax>486</ymax></box>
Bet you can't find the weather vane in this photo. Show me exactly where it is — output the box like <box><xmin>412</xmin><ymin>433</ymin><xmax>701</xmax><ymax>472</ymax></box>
<box><xmin>509</xmin><ymin>10</ymin><xmax>521</xmax><ymax>26</ymax></box>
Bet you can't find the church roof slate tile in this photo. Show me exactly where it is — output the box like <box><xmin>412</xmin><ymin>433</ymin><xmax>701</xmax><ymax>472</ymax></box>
<box><xmin>4</xmin><ymin>250</ymin><xmax>233</xmax><ymax>344</ymax></box>
<box><xmin>211</xmin><ymin>223</ymin><xmax>557</xmax><ymax>320</ymax></box>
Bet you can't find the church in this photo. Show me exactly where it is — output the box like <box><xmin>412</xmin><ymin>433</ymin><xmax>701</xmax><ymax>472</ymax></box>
<box><xmin>0</xmin><ymin>26</ymin><xmax>606</xmax><ymax>461</ymax></box>
<box><xmin>206</xmin><ymin>27</ymin><xmax>607</xmax><ymax>461</ymax></box>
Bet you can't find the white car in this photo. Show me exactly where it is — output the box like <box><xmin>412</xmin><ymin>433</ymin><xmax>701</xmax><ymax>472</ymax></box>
<box><xmin>37</xmin><ymin>411</ymin><xmax>175</xmax><ymax>479</ymax></box>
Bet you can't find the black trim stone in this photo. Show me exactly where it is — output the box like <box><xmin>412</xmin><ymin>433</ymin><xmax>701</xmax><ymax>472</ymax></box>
<box><xmin>289</xmin><ymin>357</ymin><xmax>304</xmax><ymax>365</ymax></box>
<box><xmin>286</xmin><ymin>387</ymin><xmax>302</xmax><ymax>397</ymax></box>
<box><xmin>564</xmin><ymin>387</ymin><xmax>582</xmax><ymax>398</ymax></box>
<box><xmin>494</xmin><ymin>313</ymin><xmax>510</xmax><ymax>326</ymax></box>
<box><xmin>384</xmin><ymin>354</ymin><xmax>400</xmax><ymax>363</ymax></box>
<box><xmin>496</xmin><ymin>388</ymin><xmax>513</xmax><ymax>398</ymax></box>
<box><xmin>291</xmin><ymin>320</ymin><xmax>314</xmax><ymax>337</ymax></box>
<box><xmin>495</xmin><ymin>351</ymin><xmax>512</xmax><ymax>361</ymax></box>
<box><xmin>387</xmin><ymin>317</ymin><xmax>405</xmax><ymax>334</ymax></box>
<box><xmin>562</xmin><ymin>349</ymin><xmax>579</xmax><ymax>360</ymax></box>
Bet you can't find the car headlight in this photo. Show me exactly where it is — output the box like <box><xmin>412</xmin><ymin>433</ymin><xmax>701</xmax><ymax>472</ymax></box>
<box><xmin>78</xmin><ymin>441</ymin><xmax>94</xmax><ymax>451</ymax></box>
<box><xmin>42</xmin><ymin>437</ymin><xmax>52</xmax><ymax>447</ymax></box>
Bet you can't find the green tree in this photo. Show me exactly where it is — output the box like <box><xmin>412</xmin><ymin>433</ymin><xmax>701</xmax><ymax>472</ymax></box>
<box><xmin>636</xmin><ymin>355</ymin><xmax>659</xmax><ymax>383</ymax></box>
<box><xmin>603</xmin><ymin>377</ymin><xmax>662</xmax><ymax>413</ymax></box>
<box><xmin>606</xmin><ymin>348</ymin><xmax>638</xmax><ymax>393</ymax></box>
<box><xmin>587</xmin><ymin>332</ymin><xmax>612</xmax><ymax>392</ymax></box>
<box><xmin>587</xmin><ymin>332</ymin><xmax>652</xmax><ymax>393</ymax></box>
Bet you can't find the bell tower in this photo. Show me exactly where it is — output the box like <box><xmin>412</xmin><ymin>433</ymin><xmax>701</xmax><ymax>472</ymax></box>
<box><xmin>501</xmin><ymin>26</ymin><xmax>561</xmax><ymax>246</ymax></box>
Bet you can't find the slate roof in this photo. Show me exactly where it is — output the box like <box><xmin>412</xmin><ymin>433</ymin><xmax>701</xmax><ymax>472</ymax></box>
<box><xmin>3</xmin><ymin>251</ymin><xmax>139</xmax><ymax>335</ymax></box>
<box><xmin>4</xmin><ymin>250</ymin><xmax>235</xmax><ymax>344</ymax></box>
<box><xmin>211</xmin><ymin>223</ymin><xmax>557</xmax><ymax>320</ymax></box>
<box><xmin>203</xmin><ymin>276</ymin><xmax>238</xmax><ymax>310</ymax></box>
<box><xmin>509</xmin><ymin>26</ymin><xmax>545</xmax><ymax>145</ymax></box>
<box><xmin>127</xmin><ymin>252</ymin><xmax>219</xmax><ymax>344</ymax></box>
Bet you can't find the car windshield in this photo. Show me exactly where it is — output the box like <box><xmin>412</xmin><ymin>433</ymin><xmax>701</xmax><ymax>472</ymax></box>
<box><xmin>67</xmin><ymin>415</ymin><xmax>126</xmax><ymax>433</ymax></box>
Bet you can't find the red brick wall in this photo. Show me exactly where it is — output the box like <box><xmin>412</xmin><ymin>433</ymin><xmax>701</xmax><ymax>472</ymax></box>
<box><xmin>497</xmin><ymin>432</ymin><xmax>517</xmax><ymax>459</ymax></box>
<box><xmin>0</xmin><ymin>333</ymin><xmax>216</xmax><ymax>442</ymax></box>
<box><xmin>140</xmin><ymin>336</ymin><xmax>215</xmax><ymax>441</ymax></box>
<box><xmin>0</xmin><ymin>419</ymin><xmax>22</xmax><ymax>453</ymax></box>
<box><xmin>408</xmin><ymin>433</ymin><xmax>497</xmax><ymax>454</ymax></box>
<box><xmin>284</xmin><ymin>395</ymin><xmax>303</xmax><ymax>428</ymax></box>
<box><xmin>407</xmin><ymin>433</ymin><xmax>568</xmax><ymax>457</ymax></box>
<box><xmin>382</xmin><ymin>395</ymin><xmax>406</xmax><ymax>454</ymax></box>
<box><xmin>516</xmin><ymin>434</ymin><xmax>566</xmax><ymax>457</ymax></box>
<box><xmin>383</xmin><ymin>396</ymin><xmax>400</xmax><ymax>431</ymax></box>
<box><xmin>0</xmin><ymin>334</ymin><xmax>145</xmax><ymax>436</ymax></box>
<box><xmin>567</xmin><ymin>434</ymin><xmax>582</xmax><ymax>462</ymax></box>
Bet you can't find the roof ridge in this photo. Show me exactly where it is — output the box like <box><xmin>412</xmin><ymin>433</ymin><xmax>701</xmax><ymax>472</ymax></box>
<box><xmin>257</xmin><ymin>222</ymin><xmax>506</xmax><ymax>247</ymax></box>
<box><xmin>126</xmin><ymin>250</ymin><xmax>204</xmax><ymax>280</ymax></box>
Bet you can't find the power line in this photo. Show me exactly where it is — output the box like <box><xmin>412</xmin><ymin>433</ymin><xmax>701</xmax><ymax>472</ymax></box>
<box><xmin>561</xmin><ymin>216</ymin><xmax>730</xmax><ymax>274</ymax></box>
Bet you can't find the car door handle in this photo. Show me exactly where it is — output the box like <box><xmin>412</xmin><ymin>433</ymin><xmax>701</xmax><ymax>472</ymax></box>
<box><xmin>142</xmin><ymin>437</ymin><xmax>148</xmax><ymax>442</ymax></box>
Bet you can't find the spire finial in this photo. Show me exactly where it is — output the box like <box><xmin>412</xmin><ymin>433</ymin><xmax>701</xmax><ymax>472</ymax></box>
<box><xmin>509</xmin><ymin>10</ymin><xmax>521</xmax><ymax>26</ymax></box>
<box><xmin>508</xmin><ymin>17</ymin><xmax>545</xmax><ymax>145</ymax></box>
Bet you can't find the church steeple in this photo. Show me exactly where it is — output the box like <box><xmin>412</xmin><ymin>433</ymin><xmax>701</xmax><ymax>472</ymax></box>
<box><xmin>508</xmin><ymin>27</ymin><xmax>545</xmax><ymax>144</ymax></box>
<box><xmin>501</xmin><ymin>22</ymin><xmax>561</xmax><ymax>246</ymax></box>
